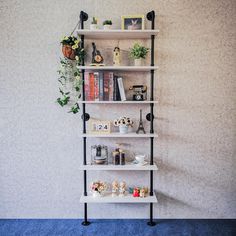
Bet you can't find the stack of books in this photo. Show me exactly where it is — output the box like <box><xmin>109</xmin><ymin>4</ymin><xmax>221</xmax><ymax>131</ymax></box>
<box><xmin>84</xmin><ymin>72</ymin><xmax>126</xmax><ymax>101</ymax></box>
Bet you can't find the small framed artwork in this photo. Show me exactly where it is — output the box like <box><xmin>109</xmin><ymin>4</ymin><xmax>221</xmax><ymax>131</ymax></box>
<box><xmin>89</xmin><ymin>120</ymin><xmax>111</xmax><ymax>134</ymax></box>
<box><xmin>121</xmin><ymin>15</ymin><xmax>145</xmax><ymax>30</ymax></box>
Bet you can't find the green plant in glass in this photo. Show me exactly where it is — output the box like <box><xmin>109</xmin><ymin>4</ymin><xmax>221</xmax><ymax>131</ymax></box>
<box><xmin>103</xmin><ymin>20</ymin><xmax>112</xmax><ymax>25</ymax></box>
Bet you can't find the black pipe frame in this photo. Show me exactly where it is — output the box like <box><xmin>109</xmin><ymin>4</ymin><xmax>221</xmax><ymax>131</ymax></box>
<box><xmin>79</xmin><ymin>10</ymin><xmax>157</xmax><ymax>227</ymax></box>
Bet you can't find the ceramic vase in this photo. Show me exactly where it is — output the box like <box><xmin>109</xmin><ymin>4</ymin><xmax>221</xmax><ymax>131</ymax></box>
<box><xmin>119</xmin><ymin>125</ymin><xmax>128</xmax><ymax>134</ymax></box>
<box><xmin>103</xmin><ymin>24</ymin><xmax>112</xmax><ymax>30</ymax></box>
<box><xmin>134</xmin><ymin>58</ymin><xmax>143</xmax><ymax>66</ymax></box>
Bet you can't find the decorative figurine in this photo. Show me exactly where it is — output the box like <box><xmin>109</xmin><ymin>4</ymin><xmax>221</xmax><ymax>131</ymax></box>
<box><xmin>91</xmin><ymin>42</ymin><xmax>104</xmax><ymax>65</ymax></box>
<box><xmin>133</xmin><ymin>187</ymin><xmax>140</xmax><ymax>197</ymax></box>
<box><xmin>119</xmin><ymin>181</ymin><xmax>126</xmax><ymax>197</ymax></box>
<box><xmin>136</xmin><ymin>109</ymin><xmax>146</xmax><ymax>134</ymax></box>
<box><xmin>112</xmin><ymin>180</ymin><xmax>119</xmax><ymax>197</ymax></box>
<box><xmin>113</xmin><ymin>47</ymin><xmax>121</xmax><ymax>66</ymax></box>
<box><xmin>139</xmin><ymin>188</ymin><xmax>146</xmax><ymax>198</ymax></box>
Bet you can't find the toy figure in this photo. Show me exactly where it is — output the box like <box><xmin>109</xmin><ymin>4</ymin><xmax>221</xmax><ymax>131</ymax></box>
<box><xmin>133</xmin><ymin>187</ymin><xmax>140</xmax><ymax>197</ymax></box>
<box><xmin>113</xmin><ymin>47</ymin><xmax>121</xmax><ymax>66</ymax></box>
<box><xmin>139</xmin><ymin>188</ymin><xmax>146</xmax><ymax>198</ymax></box>
<box><xmin>112</xmin><ymin>180</ymin><xmax>119</xmax><ymax>197</ymax></box>
<box><xmin>119</xmin><ymin>181</ymin><xmax>126</xmax><ymax>197</ymax></box>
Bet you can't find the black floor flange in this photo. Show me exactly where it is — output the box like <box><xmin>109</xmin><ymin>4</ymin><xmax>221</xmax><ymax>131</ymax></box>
<box><xmin>82</xmin><ymin>221</ymin><xmax>91</xmax><ymax>226</ymax></box>
<box><xmin>147</xmin><ymin>221</ymin><xmax>156</xmax><ymax>226</ymax></box>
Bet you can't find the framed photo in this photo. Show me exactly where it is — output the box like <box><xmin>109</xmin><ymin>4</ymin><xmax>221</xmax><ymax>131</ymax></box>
<box><xmin>121</xmin><ymin>15</ymin><xmax>145</xmax><ymax>30</ymax></box>
<box><xmin>89</xmin><ymin>120</ymin><xmax>111</xmax><ymax>134</ymax></box>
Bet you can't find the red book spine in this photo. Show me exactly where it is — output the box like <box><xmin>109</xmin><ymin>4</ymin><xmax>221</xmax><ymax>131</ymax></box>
<box><xmin>108</xmin><ymin>72</ymin><xmax>114</xmax><ymax>101</ymax></box>
<box><xmin>103</xmin><ymin>72</ymin><xmax>109</xmax><ymax>101</ymax></box>
<box><xmin>94</xmin><ymin>72</ymin><xmax>99</xmax><ymax>101</ymax></box>
<box><xmin>89</xmin><ymin>73</ymin><xmax>95</xmax><ymax>101</ymax></box>
<box><xmin>84</xmin><ymin>72</ymin><xmax>90</xmax><ymax>101</ymax></box>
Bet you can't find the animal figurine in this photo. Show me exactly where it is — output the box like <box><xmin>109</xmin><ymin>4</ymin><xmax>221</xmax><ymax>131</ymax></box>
<box><xmin>112</xmin><ymin>180</ymin><xmax>119</xmax><ymax>197</ymax></box>
<box><xmin>113</xmin><ymin>47</ymin><xmax>121</xmax><ymax>66</ymax></box>
<box><xmin>133</xmin><ymin>187</ymin><xmax>140</xmax><ymax>197</ymax></box>
<box><xmin>119</xmin><ymin>181</ymin><xmax>126</xmax><ymax>197</ymax></box>
<box><xmin>139</xmin><ymin>188</ymin><xmax>146</xmax><ymax>198</ymax></box>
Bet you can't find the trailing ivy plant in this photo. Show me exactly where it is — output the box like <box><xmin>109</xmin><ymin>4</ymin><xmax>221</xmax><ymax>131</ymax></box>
<box><xmin>57</xmin><ymin>57</ymin><xmax>82</xmax><ymax>114</ymax></box>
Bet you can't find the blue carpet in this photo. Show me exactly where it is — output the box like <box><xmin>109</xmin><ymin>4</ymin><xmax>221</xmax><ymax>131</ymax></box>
<box><xmin>0</xmin><ymin>219</ymin><xmax>235</xmax><ymax>236</ymax></box>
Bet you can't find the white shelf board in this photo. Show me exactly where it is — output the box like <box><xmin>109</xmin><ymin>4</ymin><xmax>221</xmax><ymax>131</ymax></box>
<box><xmin>79</xmin><ymin>163</ymin><xmax>158</xmax><ymax>171</ymax></box>
<box><xmin>77</xmin><ymin>100</ymin><xmax>158</xmax><ymax>104</ymax></box>
<box><xmin>77</xmin><ymin>29</ymin><xmax>159</xmax><ymax>39</ymax></box>
<box><xmin>80</xmin><ymin>192</ymin><xmax>157</xmax><ymax>203</ymax></box>
<box><xmin>76</xmin><ymin>66</ymin><xmax>158</xmax><ymax>71</ymax></box>
<box><xmin>80</xmin><ymin>132</ymin><xmax>158</xmax><ymax>138</ymax></box>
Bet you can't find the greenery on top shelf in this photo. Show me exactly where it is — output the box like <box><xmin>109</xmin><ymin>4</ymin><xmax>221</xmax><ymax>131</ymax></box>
<box><xmin>91</xmin><ymin>17</ymin><xmax>98</xmax><ymax>24</ymax></box>
<box><xmin>130</xmin><ymin>43</ymin><xmax>149</xmax><ymax>59</ymax></box>
<box><xmin>103</xmin><ymin>20</ymin><xmax>112</xmax><ymax>25</ymax></box>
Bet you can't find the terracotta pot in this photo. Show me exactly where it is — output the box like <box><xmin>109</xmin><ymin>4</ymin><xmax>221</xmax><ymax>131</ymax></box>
<box><xmin>62</xmin><ymin>45</ymin><xmax>76</xmax><ymax>60</ymax></box>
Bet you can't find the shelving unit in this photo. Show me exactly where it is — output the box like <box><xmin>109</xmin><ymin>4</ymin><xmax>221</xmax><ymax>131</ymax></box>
<box><xmin>79</xmin><ymin>10</ymin><xmax>158</xmax><ymax>226</ymax></box>
<box><xmin>77</xmin><ymin>29</ymin><xmax>159</xmax><ymax>39</ymax></box>
<box><xmin>80</xmin><ymin>193</ymin><xmax>158</xmax><ymax>203</ymax></box>
<box><xmin>76</xmin><ymin>65</ymin><xmax>158</xmax><ymax>71</ymax></box>
<box><xmin>80</xmin><ymin>132</ymin><xmax>158</xmax><ymax>138</ymax></box>
<box><xmin>79</xmin><ymin>163</ymin><xmax>158</xmax><ymax>171</ymax></box>
<box><xmin>77</xmin><ymin>101</ymin><xmax>158</xmax><ymax>104</ymax></box>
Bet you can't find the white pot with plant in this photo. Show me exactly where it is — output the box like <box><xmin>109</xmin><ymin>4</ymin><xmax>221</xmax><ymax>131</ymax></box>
<box><xmin>90</xmin><ymin>17</ymin><xmax>98</xmax><ymax>30</ymax></box>
<box><xmin>130</xmin><ymin>43</ymin><xmax>149</xmax><ymax>66</ymax></box>
<box><xmin>90</xmin><ymin>181</ymin><xmax>108</xmax><ymax>197</ymax></box>
<box><xmin>103</xmin><ymin>20</ymin><xmax>112</xmax><ymax>30</ymax></box>
<box><xmin>113</xmin><ymin>117</ymin><xmax>134</xmax><ymax>134</ymax></box>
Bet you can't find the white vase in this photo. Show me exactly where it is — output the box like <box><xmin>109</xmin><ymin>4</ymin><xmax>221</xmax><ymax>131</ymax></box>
<box><xmin>90</xmin><ymin>24</ymin><xmax>98</xmax><ymax>30</ymax></box>
<box><xmin>103</xmin><ymin>24</ymin><xmax>112</xmax><ymax>30</ymax></box>
<box><xmin>119</xmin><ymin>125</ymin><xmax>128</xmax><ymax>134</ymax></box>
<box><xmin>92</xmin><ymin>191</ymin><xmax>102</xmax><ymax>197</ymax></box>
<box><xmin>134</xmin><ymin>58</ymin><xmax>143</xmax><ymax>66</ymax></box>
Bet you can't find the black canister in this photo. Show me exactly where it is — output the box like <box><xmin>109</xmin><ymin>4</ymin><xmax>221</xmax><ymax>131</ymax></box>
<box><xmin>120</xmin><ymin>152</ymin><xmax>125</xmax><ymax>165</ymax></box>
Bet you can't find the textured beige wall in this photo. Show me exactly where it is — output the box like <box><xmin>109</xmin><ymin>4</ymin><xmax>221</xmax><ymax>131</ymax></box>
<box><xmin>0</xmin><ymin>0</ymin><xmax>235</xmax><ymax>218</ymax></box>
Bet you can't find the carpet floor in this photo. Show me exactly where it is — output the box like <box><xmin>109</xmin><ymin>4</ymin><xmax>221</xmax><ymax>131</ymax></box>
<box><xmin>0</xmin><ymin>219</ymin><xmax>235</xmax><ymax>236</ymax></box>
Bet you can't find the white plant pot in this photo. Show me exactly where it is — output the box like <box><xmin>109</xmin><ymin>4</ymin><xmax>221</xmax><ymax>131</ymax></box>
<box><xmin>92</xmin><ymin>191</ymin><xmax>102</xmax><ymax>197</ymax></box>
<box><xmin>103</xmin><ymin>24</ymin><xmax>112</xmax><ymax>30</ymax></box>
<box><xmin>134</xmin><ymin>58</ymin><xmax>143</xmax><ymax>66</ymax></box>
<box><xmin>90</xmin><ymin>24</ymin><xmax>98</xmax><ymax>30</ymax></box>
<box><xmin>119</xmin><ymin>125</ymin><xmax>128</xmax><ymax>134</ymax></box>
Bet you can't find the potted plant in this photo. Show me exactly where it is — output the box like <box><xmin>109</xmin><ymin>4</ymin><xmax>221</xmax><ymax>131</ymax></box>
<box><xmin>90</xmin><ymin>181</ymin><xmax>108</xmax><ymax>197</ymax></box>
<box><xmin>103</xmin><ymin>20</ymin><xmax>112</xmax><ymax>30</ymax></box>
<box><xmin>113</xmin><ymin>117</ymin><xmax>134</xmax><ymax>134</ymax></box>
<box><xmin>130</xmin><ymin>43</ymin><xmax>149</xmax><ymax>66</ymax></box>
<box><xmin>61</xmin><ymin>35</ymin><xmax>84</xmax><ymax>62</ymax></box>
<box><xmin>90</xmin><ymin>17</ymin><xmax>98</xmax><ymax>30</ymax></box>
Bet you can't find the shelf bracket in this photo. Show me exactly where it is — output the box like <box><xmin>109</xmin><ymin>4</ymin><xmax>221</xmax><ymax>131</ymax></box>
<box><xmin>146</xmin><ymin>113</ymin><xmax>154</xmax><ymax>122</ymax></box>
<box><xmin>81</xmin><ymin>113</ymin><xmax>90</xmax><ymax>121</ymax></box>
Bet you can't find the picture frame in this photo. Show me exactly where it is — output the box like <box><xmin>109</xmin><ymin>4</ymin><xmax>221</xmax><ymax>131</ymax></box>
<box><xmin>89</xmin><ymin>119</ymin><xmax>111</xmax><ymax>134</ymax></box>
<box><xmin>121</xmin><ymin>15</ymin><xmax>145</xmax><ymax>30</ymax></box>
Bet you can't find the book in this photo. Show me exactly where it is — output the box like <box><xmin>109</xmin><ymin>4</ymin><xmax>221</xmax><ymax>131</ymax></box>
<box><xmin>108</xmin><ymin>72</ymin><xmax>114</xmax><ymax>101</ymax></box>
<box><xmin>84</xmin><ymin>72</ymin><xmax>90</xmax><ymax>101</ymax></box>
<box><xmin>103</xmin><ymin>72</ymin><xmax>110</xmax><ymax>101</ymax></box>
<box><xmin>89</xmin><ymin>73</ymin><xmax>95</xmax><ymax>101</ymax></box>
<box><xmin>94</xmin><ymin>72</ymin><xmax>99</xmax><ymax>101</ymax></box>
<box><xmin>117</xmin><ymin>77</ymin><xmax>126</xmax><ymax>101</ymax></box>
<box><xmin>113</xmin><ymin>75</ymin><xmax>121</xmax><ymax>101</ymax></box>
<box><xmin>99</xmin><ymin>72</ymin><xmax>104</xmax><ymax>101</ymax></box>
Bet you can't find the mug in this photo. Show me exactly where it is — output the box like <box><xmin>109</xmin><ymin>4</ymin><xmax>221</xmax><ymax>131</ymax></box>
<box><xmin>135</xmin><ymin>154</ymin><xmax>145</xmax><ymax>164</ymax></box>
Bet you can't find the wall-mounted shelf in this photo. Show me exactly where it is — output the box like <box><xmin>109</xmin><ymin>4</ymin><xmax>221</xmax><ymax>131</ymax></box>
<box><xmin>77</xmin><ymin>29</ymin><xmax>159</xmax><ymax>39</ymax></box>
<box><xmin>80</xmin><ymin>193</ymin><xmax>158</xmax><ymax>203</ymax></box>
<box><xmin>80</xmin><ymin>132</ymin><xmax>158</xmax><ymax>138</ymax></box>
<box><xmin>79</xmin><ymin>163</ymin><xmax>158</xmax><ymax>171</ymax></box>
<box><xmin>77</xmin><ymin>101</ymin><xmax>158</xmax><ymax>104</ymax></box>
<box><xmin>78</xmin><ymin>10</ymin><xmax>158</xmax><ymax>226</ymax></box>
<box><xmin>76</xmin><ymin>66</ymin><xmax>158</xmax><ymax>71</ymax></box>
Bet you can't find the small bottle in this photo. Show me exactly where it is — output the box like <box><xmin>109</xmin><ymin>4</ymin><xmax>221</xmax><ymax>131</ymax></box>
<box><xmin>113</xmin><ymin>151</ymin><xmax>120</xmax><ymax>165</ymax></box>
<box><xmin>120</xmin><ymin>150</ymin><xmax>125</xmax><ymax>165</ymax></box>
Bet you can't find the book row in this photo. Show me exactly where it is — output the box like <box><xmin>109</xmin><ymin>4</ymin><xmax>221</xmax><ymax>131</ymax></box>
<box><xmin>84</xmin><ymin>72</ymin><xmax>126</xmax><ymax>101</ymax></box>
